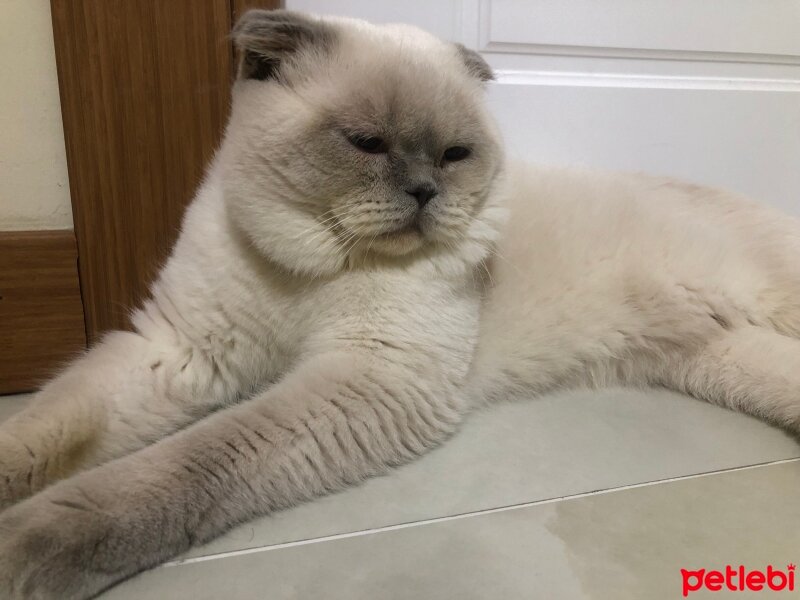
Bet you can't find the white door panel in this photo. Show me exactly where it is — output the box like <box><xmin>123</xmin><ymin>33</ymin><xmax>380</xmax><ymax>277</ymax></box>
<box><xmin>490</xmin><ymin>83</ymin><xmax>800</xmax><ymax>213</ymax></box>
<box><xmin>287</xmin><ymin>0</ymin><xmax>464</xmax><ymax>42</ymax></box>
<box><xmin>482</xmin><ymin>0</ymin><xmax>800</xmax><ymax>59</ymax></box>
<box><xmin>287</xmin><ymin>1</ymin><xmax>800</xmax><ymax>213</ymax></box>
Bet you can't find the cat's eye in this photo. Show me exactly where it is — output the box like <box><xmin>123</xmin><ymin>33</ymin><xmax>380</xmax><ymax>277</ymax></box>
<box><xmin>348</xmin><ymin>135</ymin><xmax>387</xmax><ymax>154</ymax></box>
<box><xmin>443</xmin><ymin>146</ymin><xmax>471</xmax><ymax>162</ymax></box>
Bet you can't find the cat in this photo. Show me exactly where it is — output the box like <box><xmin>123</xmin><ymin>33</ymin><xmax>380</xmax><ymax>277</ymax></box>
<box><xmin>2</xmin><ymin>9</ymin><xmax>800</xmax><ymax>599</ymax></box>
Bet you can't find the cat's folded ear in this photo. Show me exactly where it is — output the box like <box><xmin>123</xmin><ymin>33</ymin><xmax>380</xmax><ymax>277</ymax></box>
<box><xmin>232</xmin><ymin>9</ymin><xmax>334</xmax><ymax>81</ymax></box>
<box><xmin>454</xmin><ymin>44</ymin><xmax>495</xmax><ymax>83</ymax></box>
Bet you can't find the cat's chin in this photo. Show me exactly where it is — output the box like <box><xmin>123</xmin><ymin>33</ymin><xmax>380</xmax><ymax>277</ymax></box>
<box><xmin>369</xmin><ymin>225</ymin><xmax>427</xmax><ymax>257</ymax></box>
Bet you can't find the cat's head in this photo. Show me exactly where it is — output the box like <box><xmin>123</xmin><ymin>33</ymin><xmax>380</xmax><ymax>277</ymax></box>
<box><xmin>221</xmin><ymin>10</ymin><xmax>506</xmax><ymax>277</ymax></box>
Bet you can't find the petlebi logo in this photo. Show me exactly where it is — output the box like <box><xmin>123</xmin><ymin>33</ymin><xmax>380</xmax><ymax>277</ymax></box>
<box><xmin>681</xmin><ymin>564</ymin><xmax>795</xmax><ymax>596</ymax></box>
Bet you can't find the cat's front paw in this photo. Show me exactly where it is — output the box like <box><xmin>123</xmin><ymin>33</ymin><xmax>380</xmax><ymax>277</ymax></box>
<box><xmin>0</xmin><ymin>484</ymin><xmax>120</xmax><ymax>600</ymax></box>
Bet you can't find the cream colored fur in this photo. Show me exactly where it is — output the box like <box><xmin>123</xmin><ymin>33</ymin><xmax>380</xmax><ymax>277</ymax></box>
<box><xmin>1</xmin><ymin>10</ymin><xmax>799</xmax><ymax>599</ymax></box>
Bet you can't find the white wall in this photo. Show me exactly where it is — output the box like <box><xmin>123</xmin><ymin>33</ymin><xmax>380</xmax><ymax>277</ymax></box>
<box><xmin>0</xmin><ymin>0</ymin><xmax>72</xmax><ymax>231</ymax></box>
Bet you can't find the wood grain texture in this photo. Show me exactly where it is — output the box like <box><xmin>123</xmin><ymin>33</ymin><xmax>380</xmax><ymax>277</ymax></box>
<box><xmin>51</xmin><ymin>0</ymin><xmax>234</xmax><ymax>343</ymax></box>
<box><xmin>0</xmin><ymin>231</ymin><xmax>86</xmax><ymax>394</ymax></box>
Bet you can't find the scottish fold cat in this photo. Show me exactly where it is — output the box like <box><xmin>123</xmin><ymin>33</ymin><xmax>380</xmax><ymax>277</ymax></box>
<box><xmin>2</xmin><ymin>10</ymin><xmax>799</xmax><ymax>598</ymax></box>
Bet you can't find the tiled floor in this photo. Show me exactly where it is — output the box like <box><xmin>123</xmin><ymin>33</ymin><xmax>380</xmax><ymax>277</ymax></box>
<box><xmin>2</xmin><ymin>388</ymin><xmax>799</xmax><ymax>599</ymax></box>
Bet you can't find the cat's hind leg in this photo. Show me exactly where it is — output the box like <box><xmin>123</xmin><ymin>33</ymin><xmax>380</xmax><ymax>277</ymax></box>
<box><xmin>664</xmin><ymin>325</ymin><xmax>800</xmax><ymax>431</ymax></box>
<box><xmin>0</xmin><ymin>328</ymin><xmax>234</xmax><ymax>510</ymax></box>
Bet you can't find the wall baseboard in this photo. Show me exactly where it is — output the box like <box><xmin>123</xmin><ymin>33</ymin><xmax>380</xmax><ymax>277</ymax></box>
<box><xmin>0</xmin><ymin>230</ymin><xmax>86</xmax><ymax>394</ymax></box>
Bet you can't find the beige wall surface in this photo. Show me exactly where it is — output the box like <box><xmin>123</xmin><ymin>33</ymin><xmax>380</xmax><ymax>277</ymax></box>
<box><xmin>0</xmin><ymin>0</ymin><xmax>72</xmax><ymax>231</ymax></box>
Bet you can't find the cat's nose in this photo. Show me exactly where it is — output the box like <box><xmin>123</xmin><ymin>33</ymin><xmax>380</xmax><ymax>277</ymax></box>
<box><xmin>406</xmin><ymin>183</ymin><xmax>438</xmax><ymax>208</ymax></box>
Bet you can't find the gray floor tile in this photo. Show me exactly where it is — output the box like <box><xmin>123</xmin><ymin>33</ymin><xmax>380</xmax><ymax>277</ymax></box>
<box><xmin>181</xmin><ymin>388</ymin><xmax>798</xmax><ymax>559</ymax></box>
<box><xmin>105</xmin><ymin>461</ymin><xmax>800</xmax><ymax>600</ymax></box>
<box><xmin>6</xmin><ymin>387</ymin><xmax>799</xmax><ymax>597</ymax></box>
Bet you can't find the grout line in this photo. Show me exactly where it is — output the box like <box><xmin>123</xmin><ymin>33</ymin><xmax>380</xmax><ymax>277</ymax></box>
<box><xmin>165</xmin><ymin>456</ymin><xmax>800</xmax><ymax>568</ymax></box>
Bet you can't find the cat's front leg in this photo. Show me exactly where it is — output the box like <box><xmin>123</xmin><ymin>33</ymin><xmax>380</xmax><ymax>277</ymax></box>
<box><xmin>0</xmin><ymin>327</ymin><xmax>241</xmax><ymax>511</ymax></box>
<box><xmin>0</xmin><ymin>351</ymin><xmax>466</xmax><ymax>600</ymax></box>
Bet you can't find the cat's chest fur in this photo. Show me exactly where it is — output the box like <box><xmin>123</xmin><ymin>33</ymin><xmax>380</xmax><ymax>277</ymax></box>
<box><xmin>133</xmin><ymin>175</ymin><xmax>481</xmax><ymax>400</ymax></box>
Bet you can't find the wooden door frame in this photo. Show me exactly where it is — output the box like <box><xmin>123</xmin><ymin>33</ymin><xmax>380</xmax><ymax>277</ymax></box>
<box><xmin>0</xmin><ymin>230</ymin><xmax>85</xmax><ymax>393</ymax></box>
<box><xmin>51</xmin><ymin>0</ymin><xmax>281</xmax><ymax>345</ymax></box>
